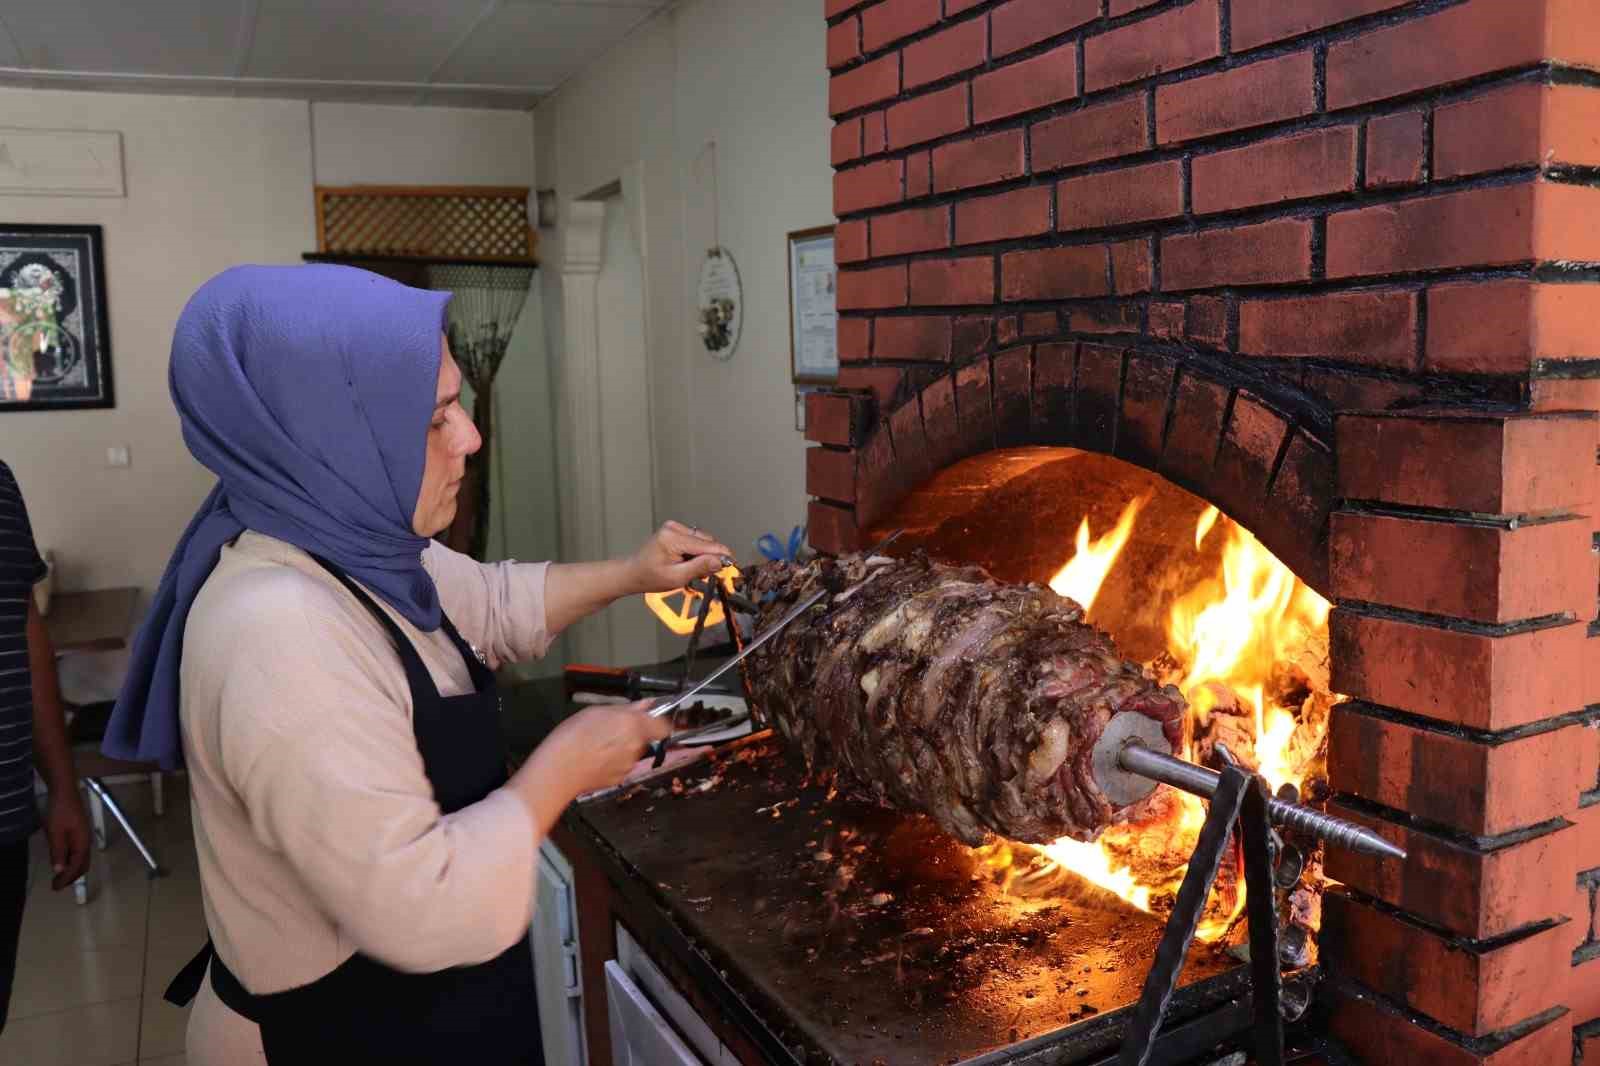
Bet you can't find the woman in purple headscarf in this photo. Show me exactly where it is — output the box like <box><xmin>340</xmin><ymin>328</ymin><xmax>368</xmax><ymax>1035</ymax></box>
<box><xmin>106</xmin><ymin>264</ymin><xmax>729</xmax><ymax>1065</ymax></box>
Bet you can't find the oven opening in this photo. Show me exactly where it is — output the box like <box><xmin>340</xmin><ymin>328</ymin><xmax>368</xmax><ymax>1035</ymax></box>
<box><xmin>867</xmin><ymin>446</ymin><xmax>1336</xmax><ymax>966</ymax></box>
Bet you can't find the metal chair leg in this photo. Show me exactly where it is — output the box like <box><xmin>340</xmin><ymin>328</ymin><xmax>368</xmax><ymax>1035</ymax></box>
<box><xmin>82</xmin><ymin>778</ymin><xmax>163</xmax><ymax>877</ymax></box>
<box><xmin>150</xmin><ymin>772</ymin><xmax>164</xmax><ymax>817</ymax></box>
<box><xmin>84</xmin><ymin>780</ymin><xmax>107</xmax><ymax>850</ymax></box>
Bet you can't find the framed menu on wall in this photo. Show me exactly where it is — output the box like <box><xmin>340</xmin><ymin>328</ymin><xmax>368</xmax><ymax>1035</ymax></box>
<box><xmin>787</xmin><ymin>226</ymin><xmax>837</xmax><ymax>385</ymax></box>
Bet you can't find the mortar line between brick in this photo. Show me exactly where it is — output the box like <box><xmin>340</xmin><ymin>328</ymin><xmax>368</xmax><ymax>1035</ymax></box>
<box><xmin>1533</xmin><ymin>354</ymin><xmax>1600</xmax><ymax>377</ymax></box>
<box><xmin>1354</xmin><ymin>118</ymin><xmax>1368</xmax><ymax>190</ymax></box>
<box><xmin>833</xmin><ymin>12</ymin><xmax>1535</xmax><ymax>124</ymax></box>
<box><xmin>1210</xmin><ymin>386</ymin><xmax>1237</xmax><ymax>468</ymax></box>
<box><xmin>1263</xmin><ymin>422</ymin><xmax>1296</xmax><ymax>502</ymax></box>
<box><xmin>1324</xmin><ymin>976</ymin><xmax>1569</xmax><ymax>1056</ymax></box>
<box><xmin>1414</xmin><ymin>287</ymin><xmax>1428</xmax><ymax>372</ymax></box>
<box><xmin>1157</xmin><ymin>359</ymin><xmax>1183</xmax><ymax>457</ymax></box>
<box><xmin>1335</xmin><ymin>599</ymin><xmax>1579</xmax><ymax>637</ymax></box>
<box><xmin>1337</xmin><ymin>698</ymin><xmax>1598</xmax><ymax>747</ymax></box>
<box><xmin>1331</xmin><ymin>884</ymin><xmax>1565</xmax><ymax>954</ymax></box>
<box><xmin>1546</xmin><ymin>164</ymin><xmax>1600</xmax><ymax>189</ymax></box>
<box><xmin>834</xmin><ymin>129</ymin><xmax>1542</xmax><ymax>225</ymax></box>
<box><xmin>1067</xmin><ymin>341</ymin><xmax>1082</xmax><ymax>442</ymax></box>
<box><xmin>1337</xmin><ymin>499</ymin><xmax>1581</xmax><ymax>528</ymax></box>
<box><xmin>1553</xmin><ymin>64</ymin><xmax>1600</xmax><ymax>89</ymax></box>
<box><xmin>1313</xmin><ymin>43</ymin><xmax>1327</xmax><ymax>112</ymax></box>
<box><xmin>1216</xmin><ymin>0</ymin><xmax>1474</xmax><ymax>59</ymax></box>
<box><xmin>1331</xmin><ymin>794</ymin><xmax>1571</xmax><ymax>853</ymax></box>
<box><xmin>1110</xmin><ymin>345</ymin><xmax>1128</xmax><ymax>454</ymax></box>
<box><xmin>986</xmin><ymin>349</ymin><xmax>999</xmax><ymax>448</ymax></box>
<box><xmin>1421</xmin><ymin>105</ymin><xmax>1435</xmax><ymax>184</ymax></box>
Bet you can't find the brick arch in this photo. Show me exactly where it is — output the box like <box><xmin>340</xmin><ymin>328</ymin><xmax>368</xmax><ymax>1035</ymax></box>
<box><xmin>806</xmin><ymin>342</ymin><xmax>1336</xmax><ymax>595</ymax></box>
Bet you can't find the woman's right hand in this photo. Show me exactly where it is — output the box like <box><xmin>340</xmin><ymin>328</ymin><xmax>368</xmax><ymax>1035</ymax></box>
<box><xmin>511</xmin><ymin>700</ymin><xmax>673</xmax><ymax>835</ymax></box>
<box><xmin>548</xmin><ymin>700</ymin><xmax>673</xmax><ymax>796</ymax></box>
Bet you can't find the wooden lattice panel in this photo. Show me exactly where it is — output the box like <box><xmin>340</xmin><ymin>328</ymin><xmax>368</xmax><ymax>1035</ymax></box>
<box><xmin>314</xmin><ymin>185</ymin><xmax>534</xmax><ymax>262</ymax></box>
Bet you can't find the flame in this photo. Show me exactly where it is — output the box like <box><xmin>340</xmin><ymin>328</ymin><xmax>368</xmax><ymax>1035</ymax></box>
<box><xmin>1194</xmin><ymin>504</ymin><xmax>1221</xmax><ymax>550</ymax></box>
<box><xmin>995</xmin><ymin>503</ymin><xmax>1332</xmax><ymax>944</ymax></box>
<box><xmin>644</xmin><ymin>565</ymin><xmax>741</xmax><ymax>636</ymax></box>
<box><xmin>1048</xmin><ymin>498</ymin><xmax>1144</xmax><ymax>616</ymax></box>
<box><xmin>1166</xmin><ymin>520</ymin><xmax>1329</xmax><ymax>797</ymax></box>
<box><xmin>1038</xmin><ymin>836</ymin><xmax>1152</xmax><ymax>911</ymax></box>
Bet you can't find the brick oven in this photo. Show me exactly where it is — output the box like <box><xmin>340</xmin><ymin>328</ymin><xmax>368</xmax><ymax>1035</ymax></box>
<box><xmin>810</xmin><ymin>0</ymin><xmax>1600</xmax><ymax>1062</ymax></box>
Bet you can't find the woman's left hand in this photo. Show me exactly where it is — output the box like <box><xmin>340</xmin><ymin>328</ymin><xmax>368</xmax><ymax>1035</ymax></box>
<box><xmin>628</xmin><ymin>521</ymin><xmax>734</xmax><ymax>593</ymax></box>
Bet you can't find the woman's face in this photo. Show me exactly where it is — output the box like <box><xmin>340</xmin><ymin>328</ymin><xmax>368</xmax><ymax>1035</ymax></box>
<box><xmin>412</xmin><ymin>338</ymin><xmax>481</xmax><ymax>537</ymax></box>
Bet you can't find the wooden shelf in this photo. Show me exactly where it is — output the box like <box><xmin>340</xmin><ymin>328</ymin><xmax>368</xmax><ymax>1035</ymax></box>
<box><xmin>301</xmin><ymin>251</ymin><xmax>539</xmax><ymax>269</ymax></box>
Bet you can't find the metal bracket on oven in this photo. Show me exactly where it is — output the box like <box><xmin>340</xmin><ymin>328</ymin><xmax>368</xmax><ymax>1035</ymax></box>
<box><xmin>1117</xmin><ymin>765</ymin><xmax>1285</xmax><ymax>1066</ymax></box>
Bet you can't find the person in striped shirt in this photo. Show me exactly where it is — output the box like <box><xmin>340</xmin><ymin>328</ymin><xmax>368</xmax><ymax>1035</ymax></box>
<box><xmin>0</xmin><ymin>461</ymin><xmax>90</xmax><ymax>1032</ymax></box>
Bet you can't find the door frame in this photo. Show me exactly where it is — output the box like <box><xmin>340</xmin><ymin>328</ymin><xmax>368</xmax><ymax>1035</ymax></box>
<box><xmin>556</xmin><ymin>169</ymin><xmax>659</xmax><ymax>665</ymax></box>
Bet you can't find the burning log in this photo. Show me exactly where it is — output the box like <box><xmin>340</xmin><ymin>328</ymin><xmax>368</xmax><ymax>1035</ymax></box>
<box><xmin>744</xmin><ymin>551</ymin><xmax>1186</xmax><ymax>846</ymax></box>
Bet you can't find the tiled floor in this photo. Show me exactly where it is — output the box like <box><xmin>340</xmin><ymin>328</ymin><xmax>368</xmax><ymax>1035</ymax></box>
<box><xmin>0</xmin><ymin>778</ymin><xmax>201</xmax><ymax>1066</ymax></box>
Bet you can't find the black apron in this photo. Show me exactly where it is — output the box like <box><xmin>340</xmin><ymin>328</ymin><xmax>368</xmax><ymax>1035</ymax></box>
<box><xmin>166</xmin><ymin>556</ymin><xmax>542</xmax><ymax>1065</ymax></box>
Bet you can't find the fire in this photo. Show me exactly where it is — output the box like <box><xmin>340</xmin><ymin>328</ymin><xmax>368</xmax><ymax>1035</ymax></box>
<box><xmin>1193</xmin><ymin>504</ymin><xmax>1221</xmax><ymax>550</ymax></box>
<box><xmin>994</xmin><ymin>501</ymin><xmax>1333</xmax><ymax>945</ymax></box>
<box><xmin>1048</xmin><ymin>497</ymin><xmax>1145</xmax><ymax>615</ymax></box>
<box><xmin>644</xmin><ymin>565</ymin><xmax>741</xmax><ymax>636</ymax></box>
<box><xmin>1038</xmin><ymin>836</ymin><xmax>1152</xmax><ymax>911</ymax></box>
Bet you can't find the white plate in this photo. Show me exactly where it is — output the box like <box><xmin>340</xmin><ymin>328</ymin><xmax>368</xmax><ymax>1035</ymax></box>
<box><xmin>666</xmin><ymin>694</ymin><xmax>752</xmax><ymax>747</ymax></box>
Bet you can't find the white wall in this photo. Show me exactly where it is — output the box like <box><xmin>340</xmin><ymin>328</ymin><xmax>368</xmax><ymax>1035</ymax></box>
<box><xmin>312</xmin><ymin>104</ymin><xmax>565</xmax><ymax>623</ymax></box>
<box><xmin>672</xmin><ymin>0</ymin><xmax>832</xmax><ymax>560</ymax></box>
<box><xmin>593</xmin><ymin>191</ymin><xmax>658</xmax><ymax>664</ymax></box>
<box><xmin>313</xmin><ymin>103</ymin><xmax>535</xmax><ymax>187</ymax></box>
<box><xmin>534</xmin><ymin>0</ymin><xmax>829</xmax><ymax>659</ymax></box>
<box><xmin>0</xmin><ymin>89</ymin><xmax>314</xmax><ymax>595</ymax></box>
<box><xmin>0</xmin><ymin>92</ymin><xmax>551</xmax><ymax>600</ymax></box>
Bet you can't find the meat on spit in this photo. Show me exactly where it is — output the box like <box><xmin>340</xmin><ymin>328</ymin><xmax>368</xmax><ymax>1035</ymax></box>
<box><xmin>743</xmin><ymin>550</ymin><xmax>1187</xmax><ymax>846</ymax></box>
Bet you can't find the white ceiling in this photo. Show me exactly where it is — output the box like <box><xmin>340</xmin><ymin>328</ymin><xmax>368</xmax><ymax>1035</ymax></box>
<box><xmin>0</xmin><ymin>0</ymin><xmax>671</xmax><ymax>110</ymax></box>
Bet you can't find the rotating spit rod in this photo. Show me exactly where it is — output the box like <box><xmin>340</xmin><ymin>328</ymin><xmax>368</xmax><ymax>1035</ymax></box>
<box><xmin>1089</xmin><ymin>712</ymin><xmax>1408</xmax><ymax>864</ymax></box>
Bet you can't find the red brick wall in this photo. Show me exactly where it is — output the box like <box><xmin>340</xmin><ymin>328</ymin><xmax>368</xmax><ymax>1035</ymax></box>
<box><xmin>817</xmin><ymin>0</ymin><xmax>1600</xmax><ymax>1060</ymax></box>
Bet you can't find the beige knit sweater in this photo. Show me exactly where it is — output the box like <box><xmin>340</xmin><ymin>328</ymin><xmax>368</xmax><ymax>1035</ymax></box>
<box><xmin>179</xmin><ymin>531</ymin><xmax>553</xmax><ymax>1063</ymax></box>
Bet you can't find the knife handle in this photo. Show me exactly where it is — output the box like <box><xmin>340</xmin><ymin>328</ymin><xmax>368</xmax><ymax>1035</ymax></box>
<box><xmin>564</xmin><ymin>664</ymin><xmax>636</xmax><ymax>697</ymax></box>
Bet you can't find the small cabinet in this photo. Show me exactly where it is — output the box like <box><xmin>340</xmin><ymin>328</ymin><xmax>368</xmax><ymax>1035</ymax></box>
<box><xmin>611</xmin><ymin>924</ymin><xmax>742</xmax><ymax>1066</ymax></box>
<box><xmin>532</xmin><ymin>839</ymin><xmax>587</xmax><ymax>1065</ymax></box>
<box><xmin>605</xmin><ymin>961</ymin><xmax>706</xmax><ymax>1066</ymax></box>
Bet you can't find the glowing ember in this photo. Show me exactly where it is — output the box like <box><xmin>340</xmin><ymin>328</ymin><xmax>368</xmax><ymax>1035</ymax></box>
<box><xmin>992</xmin><ymin>502</ymin><xmax>1334</xmax><ymax>946</ymax></box>
<box><xmin>644</xmin><ymin>565</ymin><xmax>741</xmax><ymax>636</ymax></box>
<box><xmin>1048</xmin><ymin>497</ymin><xmax>1145</xmax><ymax>615</ymax></box>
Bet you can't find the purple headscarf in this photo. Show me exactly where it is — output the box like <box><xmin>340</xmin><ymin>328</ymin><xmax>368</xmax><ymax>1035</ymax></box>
<box><xmin>103</xmin><ymin>264</ymin><xmax>452</xmax><ymax>768</ymax></box>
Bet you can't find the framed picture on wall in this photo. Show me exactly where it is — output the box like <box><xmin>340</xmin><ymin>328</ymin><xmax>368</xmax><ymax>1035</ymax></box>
<box><xmin>787</xmin><ymin>225</ymin><xmax>837</xmax><ymax>385</ymax></box>
<box><xmin>0</xmin><ymin>223</ymin><xmax>113</xmax><ymax>411</ymax></box>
